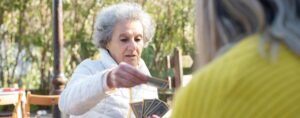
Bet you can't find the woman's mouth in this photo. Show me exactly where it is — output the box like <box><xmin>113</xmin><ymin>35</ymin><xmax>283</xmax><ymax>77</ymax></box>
<box><xmin>125</xmin><ymin>55</ymin><xmax>136</xmax><ymax>57</ymax></box>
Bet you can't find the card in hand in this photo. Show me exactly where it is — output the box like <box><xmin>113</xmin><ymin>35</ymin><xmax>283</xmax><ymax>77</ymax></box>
<box><xmin>143</xmin><ymin>99</ymin><xmax>161</xmax><ymax>117</ymax></box>
<box><xmin>142</xmin><ymin>99</ymin><xmax>154</xmax><ymax>116</ymax></box>
<box><xmin>131</xmin><ymin>99</ymin><xmax>169</xmax><ymax>118</ymax></box>
<box><xmin>147</xmin><ymin>76</ymin><xmax>168</xmax><ymax>89</ymax></box>
<box><xmin>145</xmin><ymin>101</ymin><xmax>169</xmax><ymax>117</ymax></box>
<box><xmin>130</xmin><ymin>101</ymin><xmax>143</xmax><ymax>118</ymax></box>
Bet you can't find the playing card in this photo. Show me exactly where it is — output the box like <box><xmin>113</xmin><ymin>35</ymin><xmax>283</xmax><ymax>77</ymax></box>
<box><xmin>147</xmin><ymin>76</ymin><xmax>168</xmax><ymax>89</ymax></box>
<box><xmin>145</xmin><ymin>101</ymin><xmax>169</xmax><ymax>117</ymax></box>
<box><xmin>132</xmin><ymin>99</ymin><xmax>169</xmax><ymax>118</ymax></box>
<box><xmin>142</xmin><ymin>99</ymin><xmax>154</xmax><ymax>116</ymax></box>
<box><xmin>143</xmin><ymin>99</ymin><xmax>161</xmax><ymax>117</ymax></box>
<box><xmin>130</xmin><ymin>101</ymin><xmax>143</xmax><ymax>118</ymax></box>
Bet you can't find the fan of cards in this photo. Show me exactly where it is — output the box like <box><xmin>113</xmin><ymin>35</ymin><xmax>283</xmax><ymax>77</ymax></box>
<box><xmin>130</xmin><ymin>99</ymin><xmax>169</xmax><ymax>118</ymax></box>
<box><xmin>147</xmin><ymin>76</ymin><xmax>168</xmax><ymax>89</ymax></box>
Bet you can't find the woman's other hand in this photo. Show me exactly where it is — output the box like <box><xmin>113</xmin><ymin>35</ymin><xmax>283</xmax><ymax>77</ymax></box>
<box><xmin>107</xmin><ymin>62</ymin><xmax>148</xmax><ymax>88</ymax></box>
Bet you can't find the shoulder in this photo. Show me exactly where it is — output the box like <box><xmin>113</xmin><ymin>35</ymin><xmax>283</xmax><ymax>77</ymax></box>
<box><xmin>172</xmin><ymin>35</ymin><xmax>261</xmax><ymax>118</ymax></box>
<box><xmin>74</xmin><ymin>59</ymin><xmax>105</xmax><ymax>73</ymax></box>
<box><xmin>204</xmin><ymin>34</ymin><xmax>261</xmax><ymax>74</ymax></box>
<box><xmin>179</xmin><ymin>35</ymin><xmax>262</xmax><ymax>96</ymax></box>
<box><xmin>80</xmin><ymin>59</ymin><xmax>101</xmax><ymax>65</ymax></box>
<box><xmin>78</xmin><ymin>59</ymin><xmax>103</xmax><ymax>68</ymax></box>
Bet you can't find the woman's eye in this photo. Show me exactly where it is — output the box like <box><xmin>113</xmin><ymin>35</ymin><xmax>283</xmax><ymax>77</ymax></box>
<box><xmin>120</xmin><ymin>38</ymin><xmax>128</xmax><ymax>42</ymax></box>
<box><xmin>135</xmin><ymin>38</ymin><xmax>142</xmax><ymax>42</ymax></box>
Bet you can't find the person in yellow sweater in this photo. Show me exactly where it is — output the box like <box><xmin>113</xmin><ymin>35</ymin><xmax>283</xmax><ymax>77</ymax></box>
<box><xmin>172</xmin><ymin>0</ymin><xmax>300</xmax><ymax>118</ymax></box>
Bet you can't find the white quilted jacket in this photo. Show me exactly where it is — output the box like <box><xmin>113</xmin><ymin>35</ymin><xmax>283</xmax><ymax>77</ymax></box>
<box><xmin>59</xmin><ymin>48</ymin><xmax>158</xmax><ymax>118</ymax></box>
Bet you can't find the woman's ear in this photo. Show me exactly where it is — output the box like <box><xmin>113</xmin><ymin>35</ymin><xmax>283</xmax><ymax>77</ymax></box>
<box><xmin>106</xmin><ymin>42</ymin><xmax>111</xmax><ymax>50</ymax></box>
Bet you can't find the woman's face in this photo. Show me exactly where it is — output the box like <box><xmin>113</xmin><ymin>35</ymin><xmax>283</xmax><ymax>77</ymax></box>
<box><xmin>106</xmin><ymin>20</ymin><xmax>144</xmax><ymax>67</ymax></box>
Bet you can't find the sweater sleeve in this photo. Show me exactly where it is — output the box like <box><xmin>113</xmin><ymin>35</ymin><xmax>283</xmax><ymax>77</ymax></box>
<box><xmin>58</xmin><ymin>60</ymin><xmax>115</xmax><ymax>115</ymax></box>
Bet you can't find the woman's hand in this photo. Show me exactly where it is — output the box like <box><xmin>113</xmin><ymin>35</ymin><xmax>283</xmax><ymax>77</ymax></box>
<box><xmin>107</xmin><ymin>62</ymin><xmax>148</xmax><ymax>88</ymax></box>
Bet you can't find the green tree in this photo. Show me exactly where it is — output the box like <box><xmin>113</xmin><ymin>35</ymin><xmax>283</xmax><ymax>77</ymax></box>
<box><xmin>0</xmin><ymin>0</ymin><xmax>195</xmax><ymax>91</ymax></box>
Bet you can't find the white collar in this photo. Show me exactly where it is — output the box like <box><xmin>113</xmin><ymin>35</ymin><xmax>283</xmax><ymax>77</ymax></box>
<box><xmin>99</xmin><ymin>48</ymin><xmax>118</xmax><ymax>69</ymax></box>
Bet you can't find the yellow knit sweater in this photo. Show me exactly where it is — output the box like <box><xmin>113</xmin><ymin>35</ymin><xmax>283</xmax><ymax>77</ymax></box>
<box><xmin>172</xmin><ymin>34</ymin><xmax>300</xmax><ymax>118</ymax></box>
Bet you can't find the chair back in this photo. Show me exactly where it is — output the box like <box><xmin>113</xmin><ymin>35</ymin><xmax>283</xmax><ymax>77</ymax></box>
<box><xmin>0</xmin><ymin>92</ymin><xmax>22</xmax><ymax>118</ymax></box>
<box><xmin>166</xmin><ymin>48</ymin><xmax>193</xmax><ymax>89</ymax></box>
<box><xmin>24</xmin><ymin>91</ymin><xmax>59</xmax><ymax>118</ymax></box>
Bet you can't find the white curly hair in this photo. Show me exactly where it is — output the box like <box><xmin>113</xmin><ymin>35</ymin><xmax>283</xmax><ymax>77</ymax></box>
<box><xmin>93</xmin><ymin>2</ymin><xmax>156</xmax><ymax>48</ymax></box>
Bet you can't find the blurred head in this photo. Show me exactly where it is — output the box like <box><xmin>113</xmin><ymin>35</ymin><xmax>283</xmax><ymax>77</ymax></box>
<box><xmin>93</xmin><ymin>2</ymin><xmax>156</xmax><ymax>67</ymax></box>
<box><xmin>196</xmin><ymin>0</ymin><xmax>300</xmax><ymax>66</ymax></box>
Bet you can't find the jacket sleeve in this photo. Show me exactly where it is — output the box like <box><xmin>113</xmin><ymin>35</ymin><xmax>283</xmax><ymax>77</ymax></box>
<box><xmin>58</xmin><ymin>60</ymin><xmax>114</xmax><ymax>115</ymax></box>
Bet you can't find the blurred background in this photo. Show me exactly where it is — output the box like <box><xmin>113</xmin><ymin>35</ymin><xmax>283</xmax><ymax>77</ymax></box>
<box><xmin>0</xmin><ymin>0</ymin><xmax>195</xmax><ymax>94</ymax></box>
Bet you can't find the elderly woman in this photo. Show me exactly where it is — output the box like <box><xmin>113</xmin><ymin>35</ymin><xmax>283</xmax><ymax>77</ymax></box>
<box><xmin>59</xmin><ymin>2</ymin><xmax>158</xmax><ymax>118</ymax></box>
<box><xmin>172</xmin><ymin>0</ymin><xmax>300</xmax><ymax>118</ymax></box>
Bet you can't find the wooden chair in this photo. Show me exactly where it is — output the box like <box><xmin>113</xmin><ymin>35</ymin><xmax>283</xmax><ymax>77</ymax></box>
<box><xmin>166</xmin><ymin>48</ymin><xmax>193</xmax><ymax>89</ymax></box>
<box><xmin>0</xmin><ymin>92</ymin><xmax>23</xmax><ymax>118</ymax></box>
<box><xmin>24</xmin><ymin>91</ymin><xmax>59</xmax><ymax>118</ymax></box>
<box><xmin>159</xmin><ymin>48</ymin><xmax>193</xmax><ymax>107</ymax></box>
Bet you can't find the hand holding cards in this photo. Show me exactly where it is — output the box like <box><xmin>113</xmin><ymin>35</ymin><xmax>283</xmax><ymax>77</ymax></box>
<box><xmin>130</xmin><ymin>99</ymin><xmax>169</xmax><ymax>118</ymax></box>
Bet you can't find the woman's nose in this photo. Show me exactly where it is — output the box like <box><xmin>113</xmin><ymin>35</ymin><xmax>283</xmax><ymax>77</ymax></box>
<box><xmin>127</xmin><ymin>40</ymin><xmax>137</xmax><ymax>50</ymax></box>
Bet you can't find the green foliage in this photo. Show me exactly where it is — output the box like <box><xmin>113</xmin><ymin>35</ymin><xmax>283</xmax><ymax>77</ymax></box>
<box><xmin>0</xmin><ymin>0</ymin><xmax>194</xmax><ymax>91</ymax></box>
<box><xmin>142</xmin><ymin>0</ymin><xmax>195</xmax><ymax>78</ymax></box>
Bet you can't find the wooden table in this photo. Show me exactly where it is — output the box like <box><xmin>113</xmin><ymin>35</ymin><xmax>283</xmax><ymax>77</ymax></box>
<box><xmin>0</xmin><ymin>88</ymin><xmax>26</xmax><ymax>118</ymax></box>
